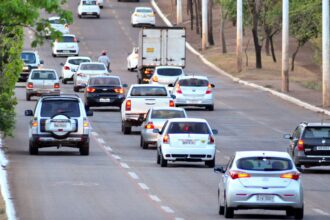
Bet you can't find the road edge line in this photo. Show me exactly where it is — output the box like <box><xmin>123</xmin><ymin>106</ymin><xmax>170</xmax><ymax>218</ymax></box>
<box><xmin>151</xmin><ymin>0</ymin><xmax>330</xmax><ymax>116</ymax></box>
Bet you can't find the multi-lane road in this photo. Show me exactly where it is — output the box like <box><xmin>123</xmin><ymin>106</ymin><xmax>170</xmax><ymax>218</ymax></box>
<box><xmin>6</xmin><ymin>0</ymin><xmax>330</xmax><ymax>219</ymax></box>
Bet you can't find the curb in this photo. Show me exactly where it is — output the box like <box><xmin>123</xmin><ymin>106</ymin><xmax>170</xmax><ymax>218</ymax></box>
<box><xmin>151</xmin><ymin>0</ymin><xmax>330</xmax><ymax>116</ymax></box>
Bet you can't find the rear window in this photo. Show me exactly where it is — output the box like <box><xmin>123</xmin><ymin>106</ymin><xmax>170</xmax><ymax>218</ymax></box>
<box><xmin>151</xmin><ymin>110</ymin><xmax>186</xmax><ymax>119</ymax></box>
<box><xmin>167</xmin><ymin>122</ymin><xmax>210</xmax><ymax>134</ymax></box>
<box><xmin>83</xmin><ymin>0</ymin><xmax>97</xmax><ymax>5</ymax></box>
<box><xmin>68</xmin><ymin>59</ymin><xmax>90</xmax><ymax>65</ymax></box>
<box><xmin>157</xmin><ymin>68</ymin><xmax>182</xmax><ymax>76</ymax></box>
<box><xmin>31</xmin><ymin>71</ymin><xmax>56</xmax><ymax>80</ymax></box>
<box><xmin>236</xmin><ymin>157</ymin><xmax>293</xmax><ymax>171</ymax></box>
<box><xmin>89</xmin><ymin>77</ymin><xmax>120</xmax><ymax>86</ymax></box>
<box><xmin>179</xmin><ymin>78</ymin><xmax>209</xmax><ymax>87</ymax></box>
<box><xmin>41</xmin><ymin>100</ymin><xmax>80</xmax><ymax>117</ymax></box>
<box><xmin>136</xmin><ymin>8</ymin><xmax>153</xmax><ymax>13</ymax></box>
<box><xmin>58</xmin><ymin>36</ymin><xmax>76</xmax><ymax>43</ymax></box>
<box><xmin>303</xmin><ymin>127</ymin><xmax>330</xmax><ymax>138</ymax></box>
<box><xmin>21</xmin><ymin>52</ymin><xmax>36</xmax><ymax>64</ymax></box>
<box><xmin>80</xmin><ymin>64</ymin><xmax>106</xmax><ymax>71</ymax></box>
<box><xmin>131</xmin><ymin>86</ymin><xmax>167</xmax><ymax>96</ymax></box>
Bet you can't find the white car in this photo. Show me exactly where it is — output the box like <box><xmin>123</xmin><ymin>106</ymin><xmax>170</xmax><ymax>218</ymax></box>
<box><xmin>155</xmin><ymin>118</ymin><xmax>217</xmax><ymax>167</ymax></box>
<box><xmin>131</xmin><ymin>7</ymin><xmax>155</xmax><ymax>27</ymax></box>
<box><xmin>60</xmin><ymin>56</ymin><xmax>92</xmax><ymax>84</ymax></box>
<box><xmin>52</xmin><ymin>34</ymin><xmax>79</xmax><ymax>57</ymax></box>
<box><xmin>214</xmin><ymin>151</ymin><xmax>304</xmax><ymax>219</ymax></box>
<box><xmin>97</xmin><ymin>0</ymin><xmax>104</xmax><ymax>8</ymax></box>
<box><xmin>78</xmin><ymin>0</ymin><xmax>101</xmax><ymax>18</ymax></box>
<box><xmin>127</xmin><ymin>47</ymin><xmax>139</xmax><ymax>71</ymax></box>
<box><xmin>170</xmin><ymin>76</ymin><xmax>215</xmax><ymax>111</ymax></box>
<box><xmin>149</xmin><ymin>66</ymin><xmax>185</xmax><ymax>86</ymax></box>
<box><xmin>45</xmin><ymin>17</ymin><xmax>69</xmax><ymax>38</ymax></box>
<box><xmin>140</xmin><ymin>107</ymin><xmax>187</xmax><ymax>149</ymax></box>
<box><xmin>73</xmin><ymin>62</ymin><xmax>108</xmax><ymax>92</ymax></box>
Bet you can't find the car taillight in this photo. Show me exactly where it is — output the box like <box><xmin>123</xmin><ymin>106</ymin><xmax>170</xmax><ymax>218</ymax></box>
<box><xmin>152</xmin><ymin>75</ymin><xmax>158</xmax><ymax>82</ymax></box>
<box><xmin>229</xmin><ymin>171</ymin><xmax>251</xmax><ymax>179</ymax></box>
<box><xmin>126</xmin><ymin>100</ymin><xmax>131</xmax><ymax>111</ymax></box>
<box><xmin>176</xmin><ymin>84</ymin><xmax>182</xmax><ymax>94</ymax></box>
<box><xmin>208</xmin><ymin>135</ymin><xmax>215</xmax><ymax>144</ymax></box>
<box><xmin>144</xmin><ymin>69</ymin><xmax>153</xmax><ymax>75</ymax></box>
<box><xmin>64</xmin><ymin>66</ymin><xmax>70</xmax><ymax>70</ymax></box>
<box><xmin>169</xmin><ymin>100</ymin><xmax>175</xmax><ymax>107</ymax></box>
<box><xmin>27</xmin><ymin>82</ymin><xmax>33</xmax><ymax>89</ymax></box>
<box><xmin>86</xmin><ymin>87</ymin><xmax>96</xmax><ymax>93</ymax></box>
<box><xmin>280</xmin><ymin>172</ymin><xmax>300</xmax><ymax>180</ymax></box>
<box><xmin>54</xmin><ymin>83</ymin><xmax>60</xmax><ymax>89</ymax></box>
<box><xmin>297</xmin><ymin>139</ymin><xmax>304</xmax><ymax>151</ymax></box>
<box><xmin>163</xmin><ymin>134</ymin><xmax>170</xmax><ymax>144</ymax></box>
<box><xmin>77</xmin><ymin>73</ymin><xmax>85</xmax><ymax>77</ymax></box>
<box><xmin>145</xmin><ymin>122</ymin><xmax>155</xmax><ymax>129</ymax></box>
<box><xmin>206</xmin><ymin>83</ymin><xmax>212</xmax><ymax>94</ymax></box>
<box><xmin>115</xmin><ymin>88</ymin><xmax>124</xmax><ymax>94</ymax></box>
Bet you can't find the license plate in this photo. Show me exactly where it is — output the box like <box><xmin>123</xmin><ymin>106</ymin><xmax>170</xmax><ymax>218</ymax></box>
<box><xmin>187</xmin><ymin>100</ymin><xmax>201</xmax><ymax>104</ymax></box>
<box><xmin>181</xmin><ymin>139</ymin><xmax>195</xmax><ymax>145</ymax></box>
<box><xmin>100</xmin><ymin>98</ymin><xmax>110</xmax><ymax>103</ymax></box>
<box><xmin>256</xmin><ymin>195</ymin><xmax>274</xmax><ymax>202</ymax></box>
<box><xmin>63</xmin><ymin>50</ymin><xmax>70</xmax><ymax>53</ymax></box>
<box><xmin>316</xmin><ymin>146</ymin><xmax>330</xmax><ymax>150</ymax></box>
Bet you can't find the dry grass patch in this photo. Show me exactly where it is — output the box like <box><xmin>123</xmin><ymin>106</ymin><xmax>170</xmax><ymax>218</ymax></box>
<box><xmin>0</xmin><ymin>189</ymin><xmax>6</xmax><ymax>220</ymax></box>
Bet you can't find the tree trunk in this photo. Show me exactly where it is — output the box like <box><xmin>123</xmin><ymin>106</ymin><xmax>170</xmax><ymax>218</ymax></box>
<box><xmin>220</xmin><ymin>8</ymin><xmax>227</xmax><ymax>53</ymax></box>
<box><xmin>197</xmin><ymin>0</ymin><xmax>202</xmax><ymax>37</ymax></box>
<box><xmin>251</xmin><ymin>0</ymin><xmax>262</xmax><ymax>69</ymax></box>
<box><xmin>188</xmin><ymin>0</ymin><xmax>194</xmax><ymax>30</ymax></box>
<box><xmin>207</xmin><ymin>0</ymin><xmax>214</xmax><ymax>45</ymax></box>
<box><xmin>265</xmin><ymin>37</ymin><xmax>270</xmax><ymax>56</ymax></box>
<box><xmin>194</xmin><ymin>0</ymin><xmax>200</xmax><ymax>34</ymax></box>
<box><xmin>269</xmin><ymin>35</ymin><xmax>277</xmax><ymax>62</ymax></box>
<box><xmin>291</xmin><ymin>45</ymin><xmax>301</xmax><ymax>71</ymax></box>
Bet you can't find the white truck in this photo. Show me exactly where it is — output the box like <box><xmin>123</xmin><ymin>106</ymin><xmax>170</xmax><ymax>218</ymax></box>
<box><xmin>137</xmin><ymin>27</ymin><xmax>186</xmax><ymax>84</ymax></box>
<box><xmin>121</xmin><ymin>84</ymin><xmax>175</xmax><ymax>134</ymax></box>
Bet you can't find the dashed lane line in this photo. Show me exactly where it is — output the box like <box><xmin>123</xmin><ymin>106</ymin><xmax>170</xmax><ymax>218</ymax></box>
<box><xmin>128</xmin><ymin>172</ymin><xmax>139</xmax><ymax>180</ymax></box>
<box><xmin>138</xmin><ymin>183</ymin><xmax>150</xmax><ymax>191</ymax></box>
<box><xmin>149</xmin><ymin>195</ymin><xmax>161</xmax><ymax>202</ymax></box>
<box><xmin>313</xmin><ymin>208</ymin><xmax>330</xmax><ymax>216</ymax></box>
<box><xmin>161</xmin><ymin>206</ymin><xmax>175</xmax><ymax>214</ymax></box>
<box><xmin>120</xmin><ymin>162</ymin><xmax>130</xmax><ymax>169</ymax></box>
<box><xmin>112</xmin><ymin>154</ymin><xmax>121</xmax><ymax>160</ymax></box>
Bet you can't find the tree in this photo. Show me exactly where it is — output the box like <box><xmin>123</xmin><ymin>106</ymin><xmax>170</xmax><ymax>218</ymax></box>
<box><xmin>207</xmin><ymin>0</ymin><xmax>215</xmax><ymax>45</ymax></box>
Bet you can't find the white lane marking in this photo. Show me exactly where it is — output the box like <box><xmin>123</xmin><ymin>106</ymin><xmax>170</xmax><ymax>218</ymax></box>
<box><xmin>91</xmin><ymin>132</ymin><xmax>98</xmax><ymax>136</ymax></box>
<box><xmin>105</xmin><ymin>146</ymin><xmax>113</xmax><ymax>152</ymax></box>
<box><xmin>149</xmin><ymin>194</ymin><xmax>161</xmax><ymax>202</ymax></box>
<box><xmin>216</xmin><ymin>150</ymin><xmax>220</xmax><ymax>153</ymax></box>
<box><xmin>161</xmin><ymin>206</ymin><xmax>174</xmax><ymax>213</ymax></box>
<box><xmin>112</xmin><ymin>154</ymin><xmax>121</xmax><ymax>160</ymax></box>
<box><xmin>97</xmin><ymin>138</ymin><xmax>105</xmax><ymax>144</ymax></box>
<box><xmin>138</xmin><ymin>183</ymin><xmax>149</xmax><ymax>190</ymax></box>
<box><xmin>128</xmin><ymin>172</ymin><xmax>139</xmax><ymax>180</ymax></box>
<box><xmin>120</xmin><ymin>162</ymin><xmax>130</xmax><ymax>169</ymax></box>
<box><xmin>175</xmin><ymin>218</ymin><xmax>185</xmax><ymax>220</ymax></box>
<box><xmin>313</xmin><ymin>208</ymin><xmax>330</xmax><ymax>216</ymax></box>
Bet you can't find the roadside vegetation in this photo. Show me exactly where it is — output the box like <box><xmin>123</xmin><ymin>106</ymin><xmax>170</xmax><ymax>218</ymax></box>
<box><xmin>0</xmin><ymin>0</ymin><xmax>72</xmax><ymax>137</ymax></box>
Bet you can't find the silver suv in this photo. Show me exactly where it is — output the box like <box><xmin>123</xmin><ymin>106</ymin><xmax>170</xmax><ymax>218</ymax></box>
<box><xmin>24</xmin><ymin>95</ymin><xmax>93</xmax><ymax>155</ymax></box>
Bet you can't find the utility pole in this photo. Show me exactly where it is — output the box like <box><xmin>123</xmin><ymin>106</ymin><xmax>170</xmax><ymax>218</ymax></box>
<box><xmin>236</xmin><ymin>0</ymin><xmax>243</xmax><ymax>73</ymax></box>
<box><xmin>202</xmin><ymin>0</ymin><xmax>208</xmax><ymax>50</ymax></box>
<box><xmin>281</xmin><ymin>0</ymin><xmax>289</xmax><ymax>92</ymax></box>
<box><xmin>176</xmin><ymin>0</ymin><xmax>183</xmax><ymax>25</ymax></box>
<box><xmin>323</xmin><ymin>0</ymin><xmax>330</xmax><ymax>107</ymax></box>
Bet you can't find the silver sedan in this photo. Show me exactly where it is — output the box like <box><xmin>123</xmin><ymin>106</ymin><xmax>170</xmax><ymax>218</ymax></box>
<box><xmin>140</xmin><ymin>107</ymin><xmax>187</xmax><ymax>149</ymax></box>
<box><xmin>214</xmin><ymin>151</ymin><xmax>304</xmax><ymax>219</ymax></box>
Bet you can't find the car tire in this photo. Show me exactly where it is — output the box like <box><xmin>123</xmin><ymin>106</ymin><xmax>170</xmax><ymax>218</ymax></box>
<box><xmin>224</xmin><ymin>200</ymin><xmax>234</xmax><ymax>218</ymax></box>
<box><xmin>29</xmin><ymin>141</ymin><xmax>38</xmax><ymax>155</ymax></box>
<box><xmin>97</xmin><ymin>15</ymin><xmax>100</xmax><ymax>19</ymax></box>
<box><xmin>140</xmin><ymin>136</ymin><xmax>148</xmax><ymax>149</ymax></box>
<box><xmin>219</xmin><ymin>205</ymin><xmax>225</xmax><ymax>215</ymax></box>
<box><xmin>74</xmin><ymin>86</ymin><xmax>80</xmax><ymax>92</ymax></box>
<box><xmin>80</xmin><ymin>142</ymin><xmax>90</xmax><ymax>156</ymax></box>
<box><xmin>206</xmin><ymin>105</ymin><xmax>214</xmax><ymax>111</ymax></box>
<box><xmin>286</xmin><ymin>209</ymin><xmax>295</xmax><ymax>217</ymax></box>
<box><xmin>122</xmin><ymin>121</ymin><xmax>131</xmax><ymax>135</ymax></box>
<box><xmin>78</xmin><ymin>14</ymin><xmax>82</xmax><ymax>18</ymax></box>
<box><xmin>160</xmin><ymin>150</ymin><xmax>167</xmax><ymax>167</ymax></box>
<box><xmin>26</xmin><ymin>94</ymin><xmax>31</xmax><ymax>101</ymax></box>
<box><xmin>294</xmin><ymin>206</ymin><xmax>304</xmax><ymax>219</ymax></box>
<box><xmin>156</xmin><ymin>151</ymin><xmax>160</xmax><ymax>164</ymax></box>
<box><xmin>52</xmin><ymin>53</ymin><xmax>56</xmax><ymax>57</ymax></box>
<box><xmin>205</xmin><ymin>158</ymin><xmax>215</xmax><ymax>168</ymax></box>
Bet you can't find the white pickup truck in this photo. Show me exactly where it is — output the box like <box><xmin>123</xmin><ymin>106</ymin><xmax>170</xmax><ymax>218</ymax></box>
<box><xmin>121</xmin><ymin>84</ymin><xmax>175</xmax><ymax>134</ymax></box>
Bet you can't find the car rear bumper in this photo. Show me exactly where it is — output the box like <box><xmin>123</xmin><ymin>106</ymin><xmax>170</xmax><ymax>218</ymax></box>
<box><xmin>54</xmin><ymin>50</ymin><xmax>79</xmax><ymax>56</ymax></box>
<box><xmin>31</xmin><ymin>134</ymin><xmax>89</xmax><ymax>148</ymax></box>
<box><xmin>175</xmin><ymin>98</ymin><xmax>213</xmax><ymax>106</ymax></box>
<box><xmin>86</xmin><ymin>95</ymin><xmax>125</xmax><ymax>107</ymax></box>
<box><xmin>162</xmin><ymin>147</ymin><xmax>215</xmax><ymax>161</ymax></box>
<box><xmin>26</xmin><ymin>89</ymin><xmax>60</xmax><ymax>97</ymax></box>
<box><xmin>123</xmin><ymin>114</ymin><xmax>146</xmax><ymax>126</ymax></box>
<box><xmin>296</xmin><ymin>155</ymin><xmax>330</xmax><ymax>166</ymax></box>
<box><xmin>81</xmin><ymin>12</ymin><xmax>100</xmax><ymax>16</ymax></box>
<box><xmin>141</xmin><ymin>130</ymin><xmax>158</xmax><ymax>143</ymax></box>
<box><xmin>132</xmin><ymin>17</ymin><xmax>155</xmax><ymax>25</ymax></box>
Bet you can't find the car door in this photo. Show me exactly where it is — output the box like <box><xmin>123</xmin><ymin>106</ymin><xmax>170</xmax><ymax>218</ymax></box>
<box><xmin>221</xmin><ymin>157</ymin><xmax>234</xmax><ymax>205</ymax></box>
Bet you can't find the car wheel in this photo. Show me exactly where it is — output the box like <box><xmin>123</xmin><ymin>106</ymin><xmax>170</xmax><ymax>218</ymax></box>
<box><xmin>205</xmin><ymin>158</ymin><xmax>215</xmax><ymax>168</ymax></box>
<box><xmin>224</xmin><ymin>200</ymin><xmax>234</xmax><ymax>218</ymax></box>
<box><xmin>206</xmin><ymin>105</ymin><xmax>214</xmax><ymax>111</ymax></box>
<box><xmin>122</xmin><ymin>121</ymin><xmax>131</xmax><ymax>135</ymax></box>
<box><xmin>156</xmin><ymin>150</ymin><xmax>160</xmax><ymax>164</ymax></box>
<box><xmin>80</xmin><ymin>142</ymin><xmax>90</xmax><ymax>156</ymax></box>
<box><xmin>140</xmin><ymin>136</ymin><xmax>148</xmax><ymax>149</ymax></box>
<box><xmin>52</xmin><ymin>53</ymin><xmax>56</xmax><ymax>57</ymax></box>
<box><xmin>85</xmin><ymin>104</ymin><xmax>90</xmax><ymax>111</ymax></box>
<box><xmin>160</xmin><ymin>150</ymin><xmax>167</xmax><ymax>167</ymax></box>
<box><xmin>26</xmin><ymin>94</ymin><xmax>31</xmax><ymax>101</ymax></box>
<box><xmin>294</xmin><ymin>206</ymin><xmax>304</xmax><ymax>219</ymax></box>
<box><xmin>286</xmin><ymin>209</ymin><xmax>294</xmax><ymax>217</ymax></box>
<box><xmin>97</xmin><ymin>15</ymin><xmax>100</xmax><ymax>19</ymax></box>
<box><xmin>78</xmin><ymin>14</ymin><xmax>82</xmax><ymax>18</ymax></box>
<box><xmin>73</xmin><ymin>86</ymin><xmax>80</xmax><ymax>92</ymax></box>
<box><xmin>219</xmin><ymin>205</ymin><xmax>224</xmax><ymax>215</ymax></box>
<box><xmin>29</xmin><ymin>141</ymin><xmax>38</xmax><ymax>155</ymax></box>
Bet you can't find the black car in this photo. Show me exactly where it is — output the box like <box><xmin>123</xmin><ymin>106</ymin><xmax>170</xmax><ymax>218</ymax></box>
<box><xmin>84</xmin><ymin>76</ymin><xmax>127</xmax><ymax>110</ymax></box>
<box><xmin>284</xmin><ymin>122</ymin><xmax>330</xmax><ymax>169</ymax></box>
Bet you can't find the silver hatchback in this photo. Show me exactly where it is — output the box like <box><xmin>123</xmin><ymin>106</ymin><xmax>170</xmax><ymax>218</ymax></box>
<box><xmin>26</xmin><ymin>69</ymin><xmax>60</xmax><ymax>101</ymax></box>
<box><xmin>214</xmin><ymin>151</ymin><xmax>304</xmax><ymax>219</ymax></box>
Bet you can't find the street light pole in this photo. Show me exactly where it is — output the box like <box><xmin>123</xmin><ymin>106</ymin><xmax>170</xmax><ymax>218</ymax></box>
<box><xmin>202</xmin><ymin>0</ymin><xmax>208</xmax><ymax>50</ymax></box>
<box><xmin>177</xmin><ymin>0</ymin><xmax>183</xmax><ymax>25</ymax></box>
<box><xmin>236</xmin><ymin>0</ymin><xmax>243</xmax><ymax>73</ymax></box>
<box><xmin>323</xmin><ymin>0</ymin><xmax>330</xmax><ymax>107</ymax></box>
<box><xmin>281</xmin><ymin>0</ymin><xmax>289</xmax><ymax>92</ymax></box>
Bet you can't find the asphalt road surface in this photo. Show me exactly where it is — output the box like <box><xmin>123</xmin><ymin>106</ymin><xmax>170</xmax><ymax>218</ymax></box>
<box><xmin>6</xmin><ymin>0</ymin><xmax>330</xmax><ymax>219</ymax></box>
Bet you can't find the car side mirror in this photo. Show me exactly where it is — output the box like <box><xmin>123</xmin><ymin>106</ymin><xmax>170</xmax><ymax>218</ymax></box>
<box><xmin>40</xmin><ymin>60</ymin><xmax>44</xmax><ymax>65</ymax></box>
<box><xmin>122</xmin><ymin>83</ymin><xmax>128</xmax><ymax>88</ymax></box>
<box><xmin>168</xmin><ymin>83</ymin><xmax>174</xmax><ymax>87</ymax></box>
<box><xmin>283</xmin><ymin>134</ymin><xmax>292</xmax><ymax>139</ymax></box>
<box><xmin>212</xmin><ymin>129</ymin><xmax>218</xmax><ymax>135</ymax></box>
<box><xmin>25</xmin><ymin>110</ymin><xmax>33</xmax><ymax>116</ymax></box>
<box><xmin>60</xmin><ymin>62</ymin><xmax>64</xmax><ymax>66</ymax></box>
<box><xmin>211</xmin><ymin>84</ymin><xmax>215</xmax><ymax>88</ymax></box>
<box><xmin>153</xmin><ymin>129</ymin><xmax>160</xmax><ymax>134</ymax></box>
<box><xmin>171</xmin><ymin>94</ymin><xmax>176</xmax><ymax>99</ymax></box>
<box><xmin>86</xmin><ymin>110</ymin><xmax>93</xmax><ymax>116</ymax></box>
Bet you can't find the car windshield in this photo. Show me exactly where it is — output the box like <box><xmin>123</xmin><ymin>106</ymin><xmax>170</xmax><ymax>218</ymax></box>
<box><xmin>58</xmin><ymin>36</ymin><xmax>76</xmax><ymax>43</ymax></box>
<box><xmin>80</xmin><ymin>64</ymin><xmax>106</xmax><ymax>71</ymax></box>
<box><xmin>151</xmin><ymin>110</ymin><xmax>185</xmax><ymax>119</ymax></box>
<box><xmin>167</xmin><ymin>122</ymin><xmax>210</xmax><ymax>134</ymax></box>
<box><xmin>157</xmin><ymin>68</ymin><xmax>182</xmax><ymax>76</ymax></box>
<box><xmin>131</xmin><ymin>86</ymin><xmax>167</xmax><ymax>96</ymax></box>
<box><xmin>31</xmin><ymin>71</ymin><xmax>56</xmax><ymax>80</ymax></box>
<box><xmin>136</xmin><ymin>8</ymin><xmax>153</xmax><ymax>13</ymax></box>
<box><xmin>68</xmin><ymin>59</ymin><xmax>90</xmax><ymax>65</ymax></box>
<box><xmin>303</xmin><ymin>127</ymin><xmax>330</xmax><ymax>138</ymax></box>
<box><xmin>21</xmin><ymin>52</ymin><xmax>36</xmax><ymax>64</ymax></box>
<box><xmin>41</xmin><ymin>100</ymin><xmax>80</xmax><ymax>117</ymax></box>
<box><xmin>89</xmin><ymin>77</ymin><xmax>120</xmax><ymax>86</ymax></box>
<box><xmin>83</xmin><ymin>0</ymin><xmax>97</xmax><ymax>5</ymax></box>
<box><xmin>179</xmin><ymin>78</ymin><xmax>209</xmax><ymax>87</ymax></box>
<box><xmin>236</xmin><ymin>157</ymin><xmax>293</xmax><ymax>171</ymax></box>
